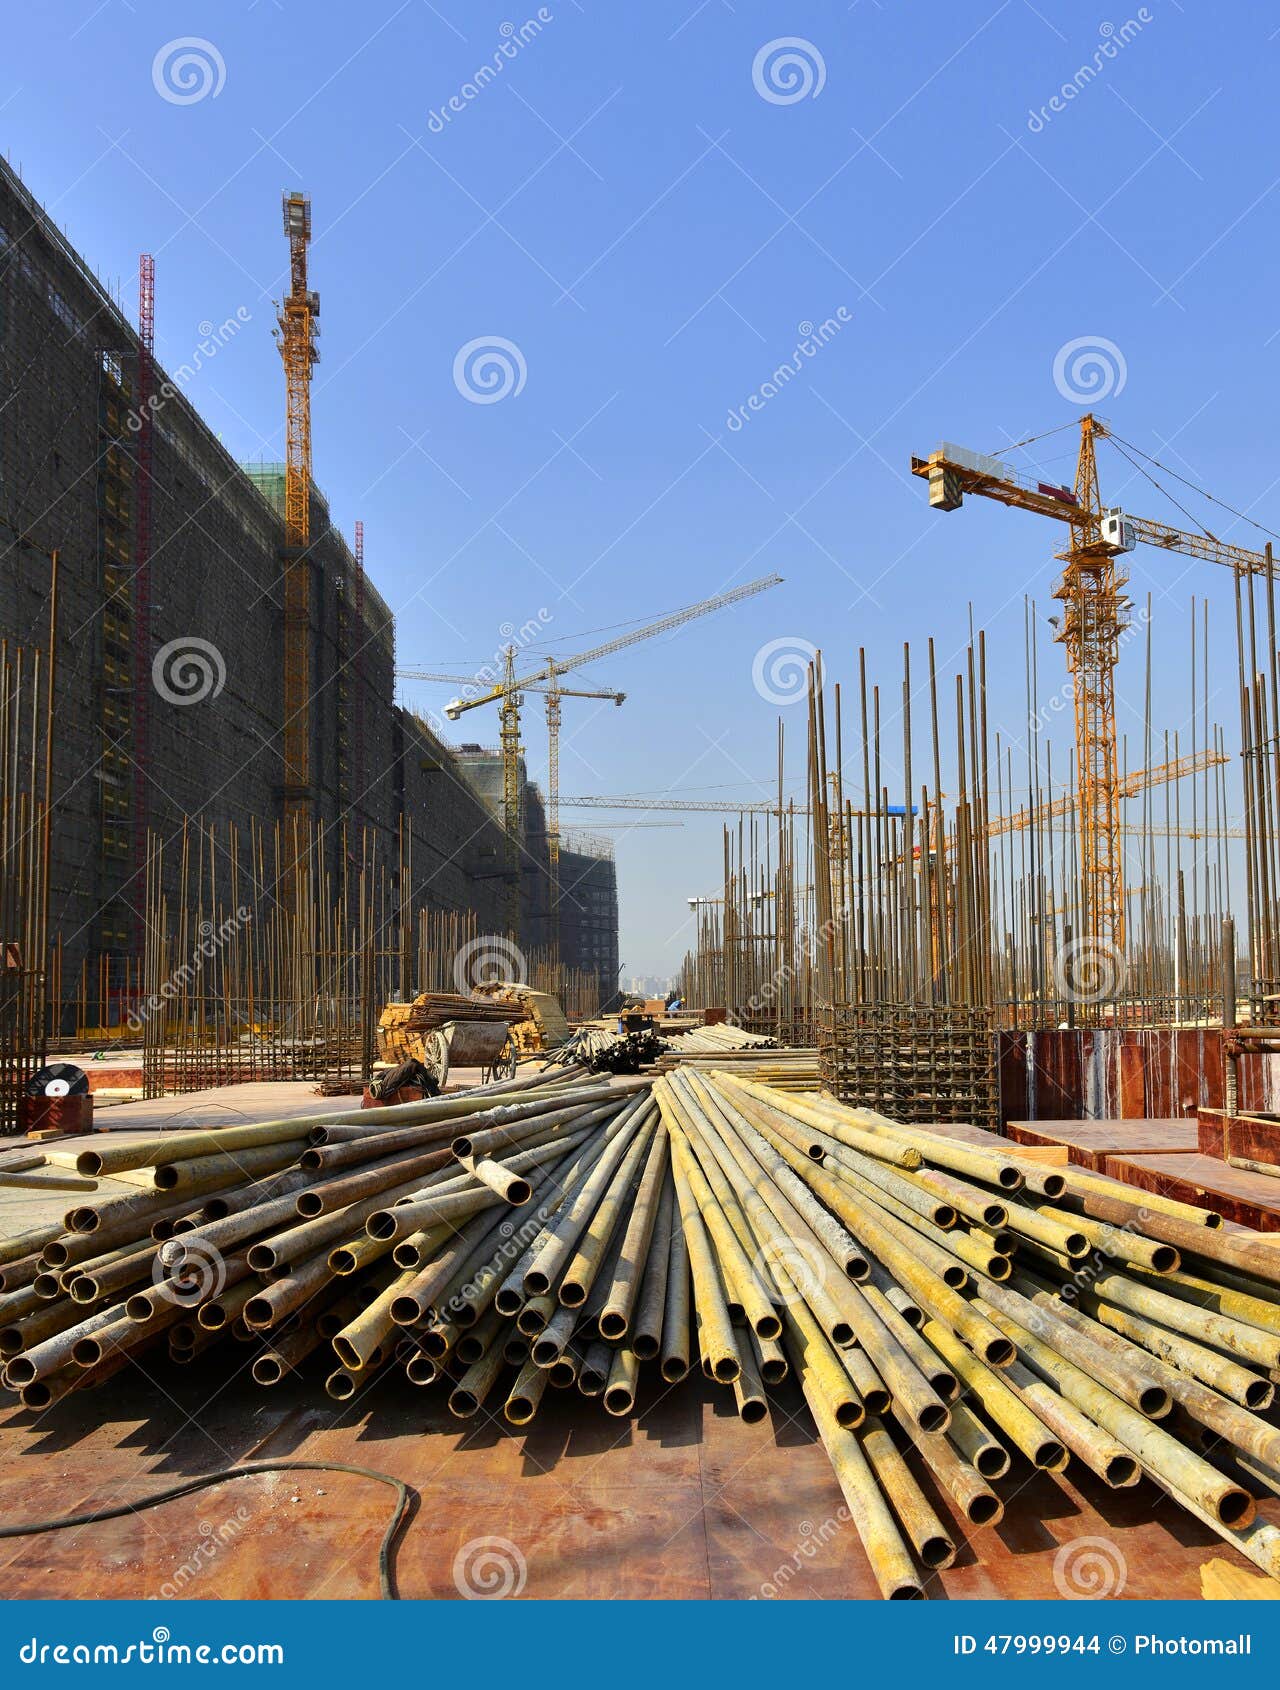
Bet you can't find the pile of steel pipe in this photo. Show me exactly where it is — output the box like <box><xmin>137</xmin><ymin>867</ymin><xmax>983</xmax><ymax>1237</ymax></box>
<box><xmin>8</xmin><ymin>1064</ymin><xmax>1280</xmax><ymax>1599</ymax></box>
<box><xmin>0</xmin><ymin>1068</ymin><xmax>646</xmax><ymax>1411</ymax></box>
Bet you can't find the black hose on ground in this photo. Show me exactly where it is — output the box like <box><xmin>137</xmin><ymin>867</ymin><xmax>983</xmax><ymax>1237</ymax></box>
<box><xmin>0</xmin><ymin>1459</ymin><xmax>417</xmax><ymax>1599</ymax></box>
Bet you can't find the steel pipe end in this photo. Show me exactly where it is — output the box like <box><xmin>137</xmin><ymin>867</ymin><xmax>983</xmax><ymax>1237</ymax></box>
<box><xmin>966</xmin><ymin>1493</ymin><xmax>1003</xmax><ymax>1526</ymax></box>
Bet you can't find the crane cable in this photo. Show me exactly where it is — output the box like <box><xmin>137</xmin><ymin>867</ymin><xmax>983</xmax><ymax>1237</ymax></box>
<box><xmin>1106</xmin><ymin>430</ymin><xmax>1280</xmax><ymax>549</ymax></box>
<box><xmin>1104</xmin><ymin>433</ymin><xmax>1218</xmax><ymax>541</ymax></box>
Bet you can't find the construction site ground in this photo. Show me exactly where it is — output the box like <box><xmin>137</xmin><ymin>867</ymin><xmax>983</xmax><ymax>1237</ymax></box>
<box><xmin>0</xmin><ymin>1080</ymin><xmax>1276</xmax><ymax>1600</ymax></box>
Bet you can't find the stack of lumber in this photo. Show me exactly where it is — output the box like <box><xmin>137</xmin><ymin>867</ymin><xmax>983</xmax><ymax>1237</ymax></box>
<box><xmin>470</xmin><ymin>983</ymin><xmax>570</xmax><ymax>1054</ymax></box>
<box><xmin>6</xmin><ymin>1070</ymin><xmax>1280</xmax><ymax>1598</ymax></box>
<box><xmin>376</xmin><ymin>993</ymin><xmax>523</xmax><ymax>1065</ymax></box>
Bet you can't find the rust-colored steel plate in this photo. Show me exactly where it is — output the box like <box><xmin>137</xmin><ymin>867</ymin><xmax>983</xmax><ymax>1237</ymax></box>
<box><xmin>0</xmin><ymin>1357</ymin><xmax>1274</xmax><ymax>1600</ymax></box>
<box><xmin>1103</xmin><ymin>1151</ymin><xmax>1280</xmax><ymax>1232</ymax></box>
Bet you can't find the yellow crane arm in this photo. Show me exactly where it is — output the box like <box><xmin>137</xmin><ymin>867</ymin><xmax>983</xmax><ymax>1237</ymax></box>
<box><xmin>985</xmin><ymin>749</ymin><xmax>1229</xmax><ymax>838</ymax></box>
<box><xmin>910</xmin><ymin>448</ymin><xmax>1273</xmax><ymax>576</ymax></box>
<box><xmin>1125</xmin><ymin>516</ymin><xmax>1273</xmax><ymax>578</ymax></box>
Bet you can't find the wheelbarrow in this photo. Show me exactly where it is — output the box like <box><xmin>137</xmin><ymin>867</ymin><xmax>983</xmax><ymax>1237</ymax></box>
<box><xmin>421</xmin><ymin>1017</ymin><xmax>518</xmax><ymax>1091</ymax></box>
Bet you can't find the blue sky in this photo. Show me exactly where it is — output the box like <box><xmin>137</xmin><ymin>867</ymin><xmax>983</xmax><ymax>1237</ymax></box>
<box><xmin>7</xmin><ymin>0</ymin><xmax>1278</xmax><ymax>976</ymax></box>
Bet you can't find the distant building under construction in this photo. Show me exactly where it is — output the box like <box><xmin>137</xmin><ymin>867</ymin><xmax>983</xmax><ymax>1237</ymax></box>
<box><xmin>0</xmin><ymin>157</ymin><xmax>618</xmax><ymax>1021</ymax></box>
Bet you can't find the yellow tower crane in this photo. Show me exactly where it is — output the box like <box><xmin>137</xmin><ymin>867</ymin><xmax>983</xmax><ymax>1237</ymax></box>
<box><xmin>397</xmin><ymin>574</ymin><xmax>783</xmax><ymax>943</ymax></box>
<box><xmin>912</xmin><ymin>415</ymin><xmax>1273</xmax><ymax>956</ymax></box>
<box><xmin>397</xmin><ymin>667</ymin><xmax>625</xmax><ymax>948</ymax></box>
<box><xmin>275</xmin><ymin>191</ymin><xmax>320</xmax><ymax>855</ymax></box>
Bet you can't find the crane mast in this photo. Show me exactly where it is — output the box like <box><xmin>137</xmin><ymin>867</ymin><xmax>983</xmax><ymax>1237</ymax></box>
<box><xmin>1055</xmin><ymin>414</ymin><xmax>1129</xmax><ymax>950</ymax></box>
<box><xmin>277</xmin><ymin>191</ymin><xmax>319</xmax><ymax>852</ymax></box>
